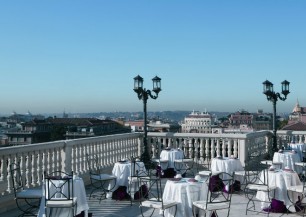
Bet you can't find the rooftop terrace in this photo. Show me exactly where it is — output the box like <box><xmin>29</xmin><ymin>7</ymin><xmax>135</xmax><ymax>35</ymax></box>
<box><xmin>1</xmin><ymin>130</ymin><xmax>306</xmax><ymax>216</ymax></box>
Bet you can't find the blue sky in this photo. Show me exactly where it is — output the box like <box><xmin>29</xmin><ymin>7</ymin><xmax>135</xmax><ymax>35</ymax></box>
<box><xmin>0</xmin><ymin>0</ymin><xmax>305</xmax><ymax>115</ymax></box>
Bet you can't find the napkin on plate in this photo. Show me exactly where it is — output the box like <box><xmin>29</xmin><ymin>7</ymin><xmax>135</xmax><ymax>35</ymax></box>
<box><xmin>269</xmin><ymin>166</ymin><xmax>275</xmax><ymax>171</ymax></box>
<box><xmin>188</xmin><ymin>178</ymin><xmax>198</xmax><ymax>182</ymax></box>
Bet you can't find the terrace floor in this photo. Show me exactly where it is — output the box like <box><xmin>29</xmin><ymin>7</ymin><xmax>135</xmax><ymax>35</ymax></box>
<box><xmin>1</xmin><ymin>177</ymin><xmax>304</xmax><ymax>217</ymax></box>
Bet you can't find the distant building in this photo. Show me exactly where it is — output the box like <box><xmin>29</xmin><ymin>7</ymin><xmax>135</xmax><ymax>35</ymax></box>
<box><xmin>180</xmin><ymin>110</ymin><xmax>213</xmax><ymax>133</ymax></box>
<box><xmin>5</xmin><ymin>117</ymin><xmax>131</xmax><ymax>146</ymax></box>
<box><xmin>126</xmin><ymin>119</ymin><xmax>180</xmax><ymax>133</ymax></box>
<box><xmin>281</xmin><ymin>100</ymin><xmax>306</xmax><ymax>131</ymax></box>
<box><xmin>147</xmin><ymin>121</ymin><xmax>180</xmax><ymax>132</ymax></box>
<box><xmin>228</xmin><ymin>109</ymin><xmax>253</xmax><ymax>129</ymax></box>
<box><xmin>288</xmin><ymin>100</ymin><xmax>306</xmax><ymax>124</ymax></box>
<box><xmin>125</xmin><ymin>120</ymin><xmax>145</xmax><ymax>132</ymax></box>
<box><xmin>226</xmin><ymin>109</ymin><xmax>272</xmax><ymax>132</ymax></box>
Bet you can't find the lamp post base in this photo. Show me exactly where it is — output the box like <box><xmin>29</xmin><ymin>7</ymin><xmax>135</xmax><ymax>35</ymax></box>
<box><xmin>140</xmin><ymin>149</ymin><xmax>152</xmax><ymax>170</ymax></box>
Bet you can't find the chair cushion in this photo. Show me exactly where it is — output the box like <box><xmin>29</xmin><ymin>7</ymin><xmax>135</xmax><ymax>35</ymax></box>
<box><xmin>91</xmin><ymin>174</ymin><xmax>116</xmax><ymax>181</ymax></box>
<box><xmin>141</xmin><ymin>198</ymin><xmax>178</xmax><ymax>210</ymax></box>
<box><xmin>16</xmin><ymin>188</ymin><xmax>43</xmax><ymax>199</ymax></box>
<box><xmin>193</xmin><ymin>200</ymin><xmax>229</xmax><ymax>210</ymax></box>
<box><xmin>246</xmin><ymin>184</ymin><xmax>276</xmax><ymax>191</ymax></box>
<box><xmin>46</xmin><ymin>197</ymin><xmax>77</xmax><ymax>208</ymax></box>
<box><xmin>234</xmin><ymin>171</ymin><xmax>245</xmax><ymax>176</ymax></box>
<box><xmin>198</xmin><ymin>171</ymin><xmax>211</xmax><ymax>176</ymax></box>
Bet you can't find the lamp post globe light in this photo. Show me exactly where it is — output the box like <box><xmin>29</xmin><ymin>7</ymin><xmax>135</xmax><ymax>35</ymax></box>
<box><xmin>262</xmin><ymin>80</ymin><xmax>290</xmax><ymax>153</ymax></box>
<box><xmin>133</xmin><ymin>75</ymin><xmax>161</xmax><ymax>166</ymax></box>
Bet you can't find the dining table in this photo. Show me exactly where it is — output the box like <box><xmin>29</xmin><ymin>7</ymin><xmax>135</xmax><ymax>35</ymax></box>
<box><xmin>162</xmin><ymin>178</ymin><xmax>208</xmax><ymax>217</ymax></box>
<box><xmin>289</xmin><ymin>143</ymin><xmax>306</xmax><ymax>161</ymax></box>
<box><xmin>273</xmin><ymin>150</ymin><xmax>301</xmax><ymax>173</ymax></box>
<box><xmin>107</xmin><ymin>160</ymin><xmax>146</xmax><ymax>198</ymax></box>
<box><xmin>160</xmin><ymin>149</ymin><xmax>184</xmax><ymax>170</ymax></box>
<box><xmin>38</xmin><ymin>176</ymin><xmax>89</xmax><ymax>217</ymax></box>
<box><xmin>256</xmin><ymin>169</ymin><xmax>302</xmax><ymax>210</ymax></box>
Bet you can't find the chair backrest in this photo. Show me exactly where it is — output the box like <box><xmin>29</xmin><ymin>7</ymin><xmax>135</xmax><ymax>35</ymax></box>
<box><xmin>138</xmin><ymin>176</ymin><xmax>164</xmax><ymax>207</ymax></box>
<box><xmin>260</xmin><ymin>161</ymin><xmax>272</xmax><ymax>184</ymax></box>
<box><xmin>206</xmin><ymin>172</ymin><xmax>234</xmax><ymax>206</ymax></box>
<box><xmin>44</xmin><ymin>171</ymin><xmax>74</xmax><ymax>202</ymax></box>
<box><xmin>197</xmin><ymin>154</ymin><xmax>211</xmax><ymax>171</ymax></box>
<box><xmin>131</xmin><ymin>156</ymin><xmax>149</xmax><ymax>177</ymax></box>
<box><xmin>86</xmin><ymin>154</ymin><xmax>102</xmax><ymax>175</ymax></box>
<box><xmin>9</xmin><ymin>163</ymin><xmax>24</xmax><ymax>196</ymax></box>
<box><xmin>244</xmin><ymin>154</ymin><xmax>262</xmax><ymax>184</ymax></box>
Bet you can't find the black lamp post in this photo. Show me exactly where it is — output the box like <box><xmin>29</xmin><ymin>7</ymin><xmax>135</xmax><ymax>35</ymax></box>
<box><xmin>262</xmin><ymin>80</ymin><xmax>290</xmax><ymax>152</ymax></box>
<box><xmin>133</xmin><ymin>75</ymin><xmax>161</xmax><ymax>165</ymax></box>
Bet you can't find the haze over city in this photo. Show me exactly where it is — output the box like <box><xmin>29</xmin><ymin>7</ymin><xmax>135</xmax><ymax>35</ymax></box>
<box><xmin>1</xmin><ymin>1</ymin><xmax>305</xmax><ymax>116</ymax></box>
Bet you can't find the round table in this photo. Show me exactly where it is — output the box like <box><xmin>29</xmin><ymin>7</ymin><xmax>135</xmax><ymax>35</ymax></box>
<box><xmin>160</xmin><ymin>149</ymin><xmax>184</xmax><ymax>169</ymax></box>
<box><xmin>162</xmin><ymin>178</ymin><xmax>208</xmax><ymax>217</ymax></box>
<box><xmin>273</xmin><ymin>151</ymin><xmax>301</xmax><ymax>173</ymax></box>
<box><xmin>256</xmin><ymin>169</ymin><xmax>301</xmax><ymax>209</ymax></box>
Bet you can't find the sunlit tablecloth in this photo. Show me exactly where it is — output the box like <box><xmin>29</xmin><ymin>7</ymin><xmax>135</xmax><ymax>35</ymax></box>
<box><xmin>273</xmin><ymin>151</ymin><xmax>301</xmax><ymax>173</ymax></box>
<box><xmin>107</xmin><ymin>161</ymin><xmax>146</xmax><ymax>198</ymax></box>
<box><xmin>162</xmin><ymin>178</ymin><xmax>208</xmax><ymax>217</ymax></box>
<box><xmin>289</xmin><ymin>143</ymin><xmax>306</xmax><ymax>161</ymax></box>
<box><xmin>256</xmin><ymin>169</ymin><xmax>301</xmax><ymax>209</ymax></box>
<box><xmin>38</xmin><ymin>177</ymin><xmax>89</xmax><ymax>217</ymax></box>
<box><xmin>160</xmin><ymin>149</ymin><xmax>184</xmax><ymax>170</ymax></box>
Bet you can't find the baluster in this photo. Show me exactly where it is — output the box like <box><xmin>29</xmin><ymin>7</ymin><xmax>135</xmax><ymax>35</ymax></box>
<box><xmin>81</xmin><ymin>143</ymin><xmax>86</xmax><ymax>174</ymax></box>
<box><xmin>31</xmin><ymin>152</ymin><xmax>37</xmax><ymax>187</ymax></box>
<box><xmin>216</xmin><ymin>139</ymin><xmax>221</xmax><ymax>157</ymax></box>
<box><xmin>6</xmin><ymin>157</ymin><xmax>12</xmax><ymax>193</ymax></box>
<box><xmin>56</xmin><ymin>148</ymin><xmax>61</xmax><ymax>171</ymax></box>
<box><xmin>51</xmin><ymin>149</ymin><xmax>55</xmax><ymax>172</ymax></box>
<box><xmin>0</xmin><ymin>156</ymin><xmax>4</xmax><ymax>181</ymax></box>
<box><xmin>193</xmin><ymin>139</ymin><xmax>198</xmax><ymax>160</ymax></box>
<box><xmin>47</xmin><ymin>149</ymin><xmax>51</xmax><ymax>175</ymax></box>
<box><xmin>222</xmin><ymin>139</ymin><xmax>226</xmax><ymax>157</ymax></box>
<box><xmin>200</xmin><ymin>138</ymin><xmax>204</xmax><ymax>161</ymax></box>
<box><xmin>233</xmin><ymin>139</ymin><xmax>238</xmax><ymax>158</ymax></box>
<box><xmin>25</xmin><ymin>154</ymin><xmax>30</xmax><ymax>188</ymax></box>
<box><xmin>188</xmin><ymin>138</ymin><xmax>193</xmax><ymax>159</ymax></box>
<box><xmin>151</xmin><ymin>137</ymin><xmax>156</xmax><ymax>159</ymax></box>
<box><xmin>210</xmin><ymin>138</ymin><xmax>217</xmax><ymax>158</ymax></box>
<box><xmin>205</xmin><ymin>138</ymin><xmax>210</xmax><ymax>160</ymax></box>
<box><xmin>42</xmin><ymin>150</ymin><xmax>47</xmax><ymax>178</ymax></box>
<box><xmin>167</xmin><ymin>137</ymin><xmax>172</xmax><ymax>149</ymax></box>
<box><xmin>111</xmin><ymin>139</ymin><xmax>115</xmax><ymax>165</ymax></box>
<box><xmin>36</xmin><ymin>151</ymin><xmax>41</xmax><ymax>186</ymax></box>
<box><xmin>72</xmin><ymin>145</ymin><xmax>76</xmax><ymax>174</ymax></box>
<box><xmin>184</xmin><ymin>139</ymin><xmax>188</xmax><ymax>157</ymax></box>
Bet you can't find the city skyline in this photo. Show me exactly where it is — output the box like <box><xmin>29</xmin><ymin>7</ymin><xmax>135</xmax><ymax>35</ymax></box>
<box><xmin>1</xmin><ymin>1</ymin><xmax>305</xmax><ymax>115</ymax></box>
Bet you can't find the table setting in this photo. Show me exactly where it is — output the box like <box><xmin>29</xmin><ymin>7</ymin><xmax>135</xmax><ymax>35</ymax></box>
<box><xmin>162</xmin><ymin>174</ymin><xmax>208</xmax><ymax>217</ymax></box>
<box><xmin>273</xmin><ymin>149</ymin><xmax>301</xmax><ymax>173</ymax></box>
<box><xmin>160</xmin><ymin>148</ymin><xmax>184</xmax><ymax>170</ymax></box>
<box><xmin>108</xmin><ymin>158</ymin><xmax>147</xmax><ymax>198</ymax></box>
<box><xmin>256</xmin><ymin>166</ymin><xmax>302</xmax><ymax>212</ymax></box>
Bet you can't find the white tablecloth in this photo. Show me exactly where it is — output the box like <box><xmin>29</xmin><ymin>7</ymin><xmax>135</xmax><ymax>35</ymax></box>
<box><xmin>38</xmin><ymin>177</ymin><xmax>89</xmax><ymax>217</ymax></box>
<box><xmin>111</xmin><ymin>161</ymin><xmax>146</xmax><ymax>187</ymax></box>
<box><xmin>162</xmin><ymin>178</ymin><xmax>208</xmax><ymax>217</ymax></box>
<box><xmin>273</xmin><ymin>151</ymin><xmax>301</xmax><ymax>173</ymax></box>
<box><xmin>289</xmin><ymin>143</ymin><xmax>306</xmax><ymax>161</ymax></box>
<box><xmin>107</xmin><ymin>161</ymin><xmax>146</xmax><ymax>198</ymax></box>
<box><xmin>256</xmin><ymin>170</ymin><xmax>302</xmax><ymax>208</ymax></box>
<box><xmin>160</xmin><ymin>149</ymin><xmax>184</xmax><ymax>169</ymax></box>
<box><xmin>211</xmin><ymin>157</ymin><xmax>244</xmax><ymax>188</ymax></box>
